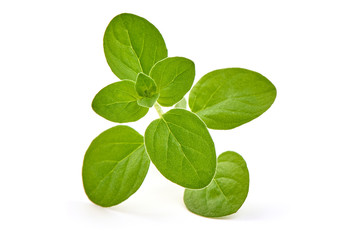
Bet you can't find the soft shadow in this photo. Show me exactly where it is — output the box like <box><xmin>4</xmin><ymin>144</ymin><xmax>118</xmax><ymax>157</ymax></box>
<box><xmin>108</xmin><ymin>202</ymin><xmax>180</xmax><ymax>220</ymax></box>
<box><xmin>228</xmin><ymin>203</ymin><xmax>287</xmax><ymax>221</ymax></box>
<box><xmin>190</xmin><ymin>203</ymin><xmax>287</xmax><ymax>221</ymax></box>
<box><xmin>66</xmin><ymin>200</ymin><xmax>117</xmax><ymax>218</ymax></box>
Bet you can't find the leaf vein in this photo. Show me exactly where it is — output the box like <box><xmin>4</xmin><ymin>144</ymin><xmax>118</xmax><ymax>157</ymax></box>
<box><xmin>89</xmin><ymin>144</ymin><xmax>143</xmax><ymax>198</ymax></box>
<box><xmin>160</xmin><ymin>119</ymin><xmax>202</xmax><ymax>182</ymax></box>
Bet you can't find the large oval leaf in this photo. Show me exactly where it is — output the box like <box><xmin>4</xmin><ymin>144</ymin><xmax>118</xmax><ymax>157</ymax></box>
<box><xmin>149</xmin><ymin>57</ymin><xmax>195</xmax><ymax>106</ymax></box>
<box><xmin>144</xmin><ymin>109</ymin><xmax>216</xmax><ymax>189</ymax></box>
<box><xmin>184</xmin><ymin>151</ymin><xmax>249</xmax><ymax>217</ymax></box>
<box><xmin>92</xmin><ymin>80</ymin><xmax>148</xmax><ymax>123</ymax></box>
<box><xmin>82</xmin><ymin>125</ymin><xmax>150</xmax><ymax>207</ymax></box>
<box><xmin>189</xmin><ymin>68</ymin><xmax>276</xmax><ymax>130</ymax></box>
<box><xmin>104</xmin><ymin>13</ymin><xmax>168</xmax><ymax>81</ymax></box>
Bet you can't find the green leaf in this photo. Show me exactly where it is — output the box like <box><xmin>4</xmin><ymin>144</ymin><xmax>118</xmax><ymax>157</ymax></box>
<box><xmin>174</xmin><ymin>97</ymin><xmax>187</xmax><ymax>109</ymax></box>
<box><xmin>137</xmin><ymin>93</ymin><xmax>160</xmax><ymax>108</ymax></box>
<box><xmin>149</xmin><ymin>57</ymin><xmax>195</xmax><ymax>106</ymax></box>
<box><xmin>135</xmin><ymin>73</ymin><xmax>158</xmax><ymax>98</ymax></box>
<box><xmin>189</xmin><ymin>68</ymin><xmax>276</xmax><ymax>130</ymax></box>
<box><xmin>184</xmin><ymin>151</ymin><xmax>249</xmax><ymax>217</ymax></box>
<box><xmin>104</xmin><ymin>13</ymin><xmax>168</xmax><ymax>81</ymax></box>
<box><xmin>82</xmin><ymin>125</ymin><xmax>150</xmax><ymax>207</ymax></box>
<box><xmin>92</xmin><ymin>80</ymin><xmax>148</xmax><ymax>123</ymax></box>
<box><xmin>144</xmin><ymin>109</ymin><xmax>216</xmax><ymax>189</ymax></box>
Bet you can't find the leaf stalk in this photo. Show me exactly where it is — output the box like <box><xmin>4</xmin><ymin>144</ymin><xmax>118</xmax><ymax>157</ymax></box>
<box><xmin>154</xmin><ymin>102</ymin><xmax>164</xmax><ymax>117</ymax></box>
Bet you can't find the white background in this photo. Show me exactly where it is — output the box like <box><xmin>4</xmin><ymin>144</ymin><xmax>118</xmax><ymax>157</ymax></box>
<box><xmin>1</xmin><ymin>0</ymin><xmax>359</xmax><ymax>239</ymax></box>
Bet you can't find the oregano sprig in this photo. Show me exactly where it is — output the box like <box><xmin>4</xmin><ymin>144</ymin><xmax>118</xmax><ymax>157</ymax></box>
<box><xmin>82</xmin><ymin>13</ymin><xmax>276</xmax><ymax>217</ymax></box>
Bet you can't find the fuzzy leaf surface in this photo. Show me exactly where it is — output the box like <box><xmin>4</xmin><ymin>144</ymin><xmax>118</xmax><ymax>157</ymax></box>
<box><xmin>137</xmin><ymin>93</ymin><xmax>160</xmax><ymax>108</ymax></box>
<box><xmin>189</xmin><ymin>68</ymin><xmax>276</xmax><ymax>129</ymax></box>
<box><xmin>145</xmin><ymin>109</ymin><xmax>216</xmax><ymax>189</ymax></box>
<box><xmin>150</xmin><ymin>57</ymin><xmax>195</xmax><ymax>106</ymax></box>
<box><xmin>135</xmin><ymin>73</ymin><xmax>158</xmax><ymax>97</ymax></box>
<box><xmin>184</xmin><ymin>151</ymin><xmax>249</xmax><ymax>217</ymax></box>
<box><xmin>92</xmin><ymin>80</ymin><xmax>148</xmax><ymax>123</ymax></box>
<box><xmin>82</xmin><ymin>126</ymin><xmax>150</xmax><ymax>207</ymax></box>
<box><xmin>104</xmin><ymin>13</ymin><xmax>167</xmax><ymax>81</ymax></box>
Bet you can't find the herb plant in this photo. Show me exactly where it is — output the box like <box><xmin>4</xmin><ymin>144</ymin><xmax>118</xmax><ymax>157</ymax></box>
<box><xmin>82</xmin><ymin>13</ymin><xmax>276</xmax><ymax>217</ymax></box>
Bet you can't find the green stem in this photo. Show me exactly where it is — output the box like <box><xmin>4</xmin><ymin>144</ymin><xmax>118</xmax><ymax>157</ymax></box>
<box><xmin>154</xmin><ymin>102</ymin><xmax>164</xmax><ymax>117</ymax></box>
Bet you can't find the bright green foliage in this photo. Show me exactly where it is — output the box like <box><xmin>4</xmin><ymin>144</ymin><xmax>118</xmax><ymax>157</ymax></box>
<box><xmin>137</xmin><ymin>93</ymin><xmax>160</xmax><ymax>108</ymax></box>
<box><xmin>82</xmin><ymin>125</ymin><xmax>150</xmax><ymax>207</ymax></box>
<box><xmin>150</xmin><ymin>57</ymin><xmax>195</xmax><ymax>106</ymax></box>
<box><xmin>135</xmin><ymin>73</ymin><xmax>159</xmax><ymax>108</ymax></box>
<box><xmin>92</xmin><ymin>80</ymin><xmax>148</xmax><ymax>123</ymax></box>
<box><xmin>189</xmin><ymin>68</ymin><xmax>277</xmax><ymax>130</ymax></box>
<box><xmin>84</xmin><ymin>13</ymin><xmax>276</xmax><ymax>218</ymax></box>
<box><xmin>174</xmin><ymin>97</ymin><xmax>187</xmax><ymax>109</ymax></box>
<box><xmin>135</xmin><ymin>73</ymin><xmax>157</xmax><ymax>98</ymax></box>
<box><xmin>104</xmin><ymin>13</ymin><xmax>167</xmax><ymax>81</ymax></box>
<box><xmin>184</xmin><ymin>151</ymin><xmax>249</xmax><ymax>217</ymax></box>
<box><xmin>144</xmin><ymin>109</ymin><xmax>216</xmax><ymax>189</ymax></box>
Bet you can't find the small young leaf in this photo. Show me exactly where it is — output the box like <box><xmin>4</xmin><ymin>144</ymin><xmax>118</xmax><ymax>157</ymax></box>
<box><xmin>174</xmin><ymin>97</ymin><xmax>187</xmax><ymax>109</ymax></box>
<box><xmin>135</xmin><ymin>73</ymin><xmax>158</xmax><ymax>98</ymax></box>
<box><xmin>149</xmin><ymin>57</ymin><xmax>195</xmax><ymax>106</ymax></box>
<box><xmin>184</xmin><ymin>151</ymin><xmax>249</xmax><ymax>217</ymax></box>
<box><xmin>189</xmin><ymin>68</ymin><xmax>276</xmax><ymax>130</ymax></box>
<box><xmin>104</xmin><ymin>13</ymin><xmax>168</xmax><ymax>81</ymax></box>
<box><xmin>92</xmin><ymin>80</ymin><xmax>148</xmax><ymax>123</ymax></box>
<box><xmin>82</xmin><ymin>125</ymin><xmax>150</xmax><ymax>207</ymax></box>
<box><xmin>144</xmin><ymin>109</ymin><xmax>216</xmax><ymax>189</ymax></box>
<box><xmin>137</xmin><ymin>93</ymin><xmax>160</xmax><ymax>108</ymax></box>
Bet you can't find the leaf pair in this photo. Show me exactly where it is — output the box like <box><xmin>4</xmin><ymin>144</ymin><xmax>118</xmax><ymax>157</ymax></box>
<box><xmin>135</xmin><ymin>55</ymin><xmax>196</xmax><ymax>108</ymax></box>
<box><xmin>82</xmin><ymin>124</ymin><xmax>249</xmax><ymax>217</ymax></box>
<box><xmin>135</xmin><ymin>73</ymin><xmax>159</xmax><ymax>108</ymax></box>
<box><xmin>92</xmin><ymin>56</ymin><xmax>196</xmax><ymax>122</ymax></box>
<box><xmin>94</xmin><ymin>13</ymin><xmax>195</xmax><ymax>124</ymax></box>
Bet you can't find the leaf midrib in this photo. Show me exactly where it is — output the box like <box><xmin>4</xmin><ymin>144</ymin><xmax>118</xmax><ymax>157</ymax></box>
<box><xmin>89</xmin><ymin>144</ymin><xmax>143</xmax><ymax>198</ymax></box>
<box><xmin>125</xmin><ymin>29</ymin><xmax>144</xmax><ymax>72</ymax></box>
<box><xmin>160</xmin><ymin>118</ymin><xmax>203</xmax><ymax>184</ymax></box>
<box><xmin>161</xmin><ymin>68</ymin><xmax>189</xmax><ymax>90</ymax></box>
<box><xmin>102</xmin><ymin>100</ymin><xmax>137</xmax><ymax>107</ymax></box>
<box><xmin>213</xmin><ymin>179</ymin><xmax>230</xmax><ymax>202</ymax></box>
<box><xmin>108</xmin><ymin>23</ymin><xmax>143</xmax><ymax>73</ymax></box>
<box><xmin>196</xmin><ymin>89</ymin><xmax>275</xmax><ymax>115</ymax></box>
